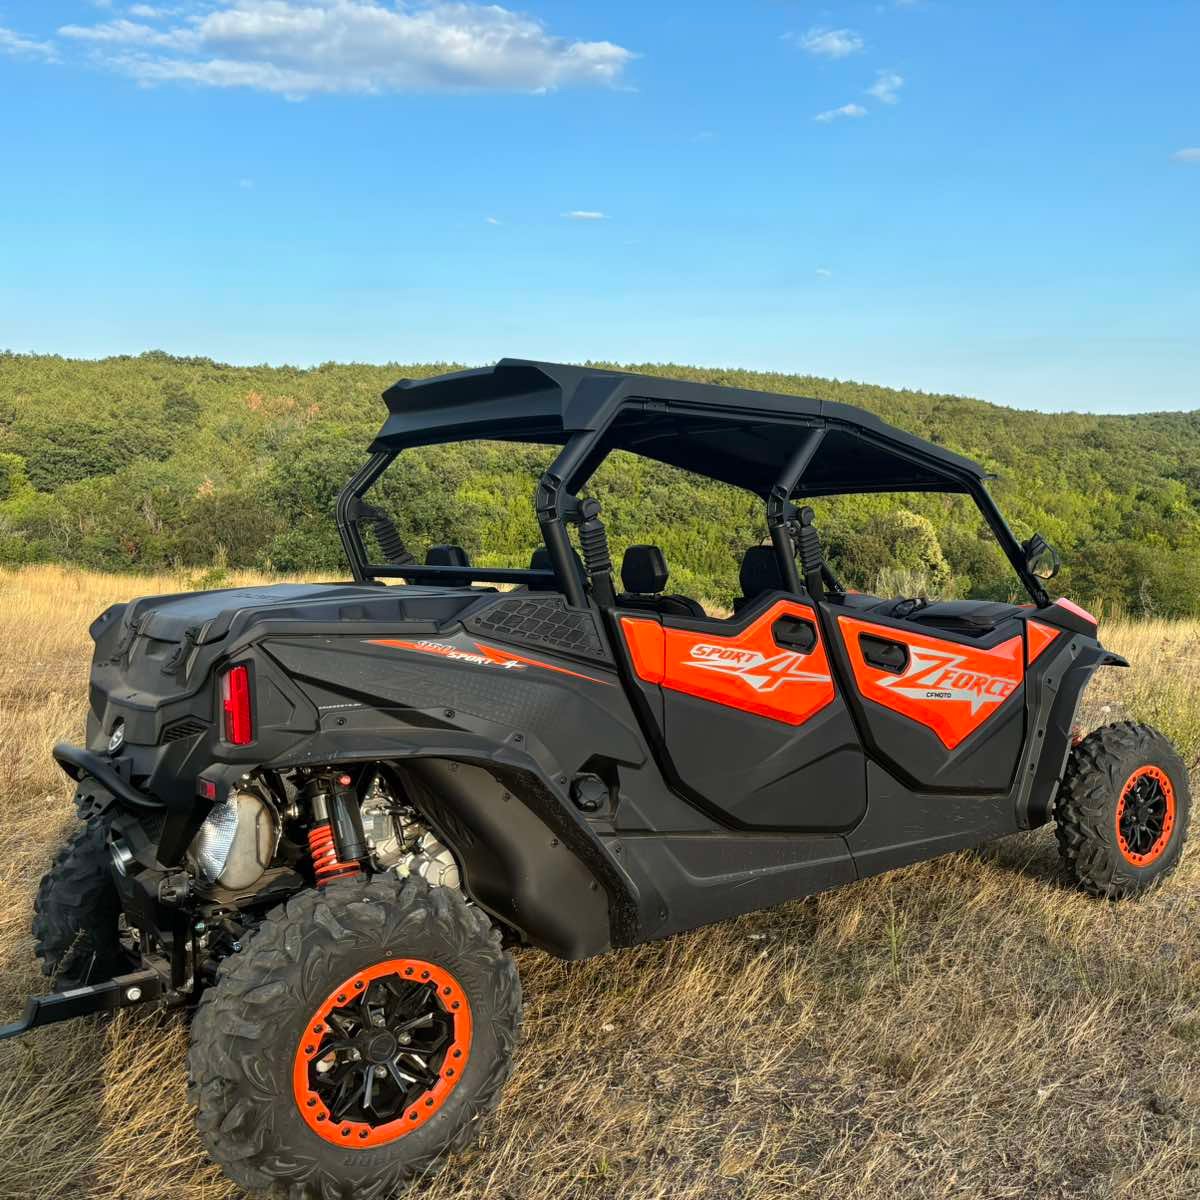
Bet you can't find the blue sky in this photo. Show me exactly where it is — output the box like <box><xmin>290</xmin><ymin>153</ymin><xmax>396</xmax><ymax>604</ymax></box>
<box><xmin>0</xmin><ymin>1</ymin><xmax>1196</xmax><ymax>412</ymax></box>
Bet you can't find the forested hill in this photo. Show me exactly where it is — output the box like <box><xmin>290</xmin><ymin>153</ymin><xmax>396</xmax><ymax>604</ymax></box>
<box><xmin>2</xmin><ymin>351</ymin><xmax>1199</xmax><ymax>614</ymax></box>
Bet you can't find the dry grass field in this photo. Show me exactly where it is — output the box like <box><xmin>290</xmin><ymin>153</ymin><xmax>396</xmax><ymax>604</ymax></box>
<box><xmin>0</xmin><ymin>564</ymin><xmax>1197</xmax><ymax>1200</ymax></box>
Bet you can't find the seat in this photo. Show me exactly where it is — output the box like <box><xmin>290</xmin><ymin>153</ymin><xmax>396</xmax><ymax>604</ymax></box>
<box><xmin>425</xmin><ymin>544</ymin><xmax>471</xmax><ymax>587</ymax></box>
<box><xmin>527</xmin><ymin>546</ymin><xmax>587</xmax><ymax>592</ymax></box>
<box><xmin>733</xmin><ymin>545</ymin><xmax>786</xmax><ymax>612</ymax></box>
<box><xmin>618</xmin><ymin>545</ymin><xmax>706</xmax><ymax>618</ymax></box>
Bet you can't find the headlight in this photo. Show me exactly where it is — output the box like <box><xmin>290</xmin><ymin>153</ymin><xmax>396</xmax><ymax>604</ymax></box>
<box><xmin>193</xmin><ymin>789</ymin><xmax>276</xmax><ymax>890</ymax></box>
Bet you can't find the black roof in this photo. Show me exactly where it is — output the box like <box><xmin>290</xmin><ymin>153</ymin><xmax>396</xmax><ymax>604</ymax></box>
<box><xmin>371</xmin><ymin>358</ymin><xmax>990</xmax><ymax>497</ymax></box>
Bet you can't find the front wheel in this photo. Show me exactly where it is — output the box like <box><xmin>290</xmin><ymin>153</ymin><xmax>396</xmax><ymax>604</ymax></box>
<box><xmin>188</xmin><ymin>876</ymin><xmax>521</xmax><ymax>1199</ymax></box>
<box><xmin>1055</xmin><ymin>721</ymin><xmax>1190</xmax><ymax>898</ymax></box>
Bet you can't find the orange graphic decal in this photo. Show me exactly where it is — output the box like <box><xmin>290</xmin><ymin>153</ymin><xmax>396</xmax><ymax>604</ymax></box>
<box><xmin>368</xmin><ymin>638</ymin><xmax>609</xmax><ymax>684</ymax></box>
<box><xmin>1025</xmin><ymin>620</ymin><xmax>1060</xmax><ymax>666</ymax></box>
<box><xmin>623</xmin><ymin>601</ymin><xmax>835</xmax><ymax>726</ymax></box>
<box><xmin>471</xmin><ymin>642</ymin><xmax>611</xmax><ymax>683</ymax></box>
<box><xmin>839</xmin><ymin>616</ymin><xmax>1023</xmax><ymax>750</ymax></box>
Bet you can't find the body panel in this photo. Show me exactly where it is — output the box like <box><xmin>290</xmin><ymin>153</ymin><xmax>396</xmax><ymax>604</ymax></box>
<box><xmin>618</xmin><ymin>596</ymin><xmax>867</xmax><ymax>831</ymax></box>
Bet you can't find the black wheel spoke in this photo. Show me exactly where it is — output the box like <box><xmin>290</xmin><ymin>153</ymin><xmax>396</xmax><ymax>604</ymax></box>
<box><xmin>394</xmin><ymin>1012</ymin><xmax>436</xmax><ymax>1036</ymax></box>
<box><xmin>315</xmin><ymin>1059</ymin><xmax>359</xmax><ymax>1089</ymax></box>
<box><xmin>326</xmin><ymin>1011</ymin><xmax>357</xmax><ymax>1037</ymax></box>
<box><xmin>388</xmin><ymin>1059</ymin><xmax>421</xmax><ymax>1089</ymax></box>
<box><xmin>397</xmin><ymin>1052</ymin><xmax>437</xmax><ymax>1087</ymax></box>
<box><xmin>330</xmin><ymin>1072</ymin><xmax>359</xmax><ymax>1120</ymax></box>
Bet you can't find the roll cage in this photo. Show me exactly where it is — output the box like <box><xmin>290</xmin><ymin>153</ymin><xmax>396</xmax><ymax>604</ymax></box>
<box><xmin>336</xmin><ymin>359</ymin><xmax>1050</xmax><ymax>610</ymax></box>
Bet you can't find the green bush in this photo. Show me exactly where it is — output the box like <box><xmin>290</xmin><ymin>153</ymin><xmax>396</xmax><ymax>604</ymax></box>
<box><xmin>2</xmin><ymin>351</ymin><xmax>1200</xmax><ymax>613</ymax></box>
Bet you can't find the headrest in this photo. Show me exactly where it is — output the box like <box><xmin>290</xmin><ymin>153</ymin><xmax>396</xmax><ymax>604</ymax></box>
<box><xmin>739</xmin><ymin>545</ymin><xmax>783</xmax><ymax>600</ymax></box>
<box><xmin>425</xmin><ymin>544</ymin><xmax>471</xmax><ymax>568</ymax></box>
<box><xmin>621</xmin><ymin>545</ymin><xmax>669</xmax><ymax>594</ymax></box>
<box><xmin>528</xmin><ymin>545</ymin><xmax>586</xmax><ymax>590</ymax></box>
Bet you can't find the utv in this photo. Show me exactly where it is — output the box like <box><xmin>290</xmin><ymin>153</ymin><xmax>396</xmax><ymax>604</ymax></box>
<box><xmin>2</xmin><ymin>360</ymin><xmax>1189</xmax><ymax>1197</ymax></box>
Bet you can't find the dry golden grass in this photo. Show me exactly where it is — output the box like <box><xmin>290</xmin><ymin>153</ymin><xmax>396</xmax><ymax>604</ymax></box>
<box><xmin>0</xmin><ymin>564</ymin><xmax>1197</xmax><ymax>1200</ymax></box>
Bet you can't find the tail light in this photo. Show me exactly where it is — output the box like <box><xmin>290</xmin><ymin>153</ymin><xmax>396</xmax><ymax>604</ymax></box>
<box><xmin>221</xmin><ymin>664</ymin><xmax>254</xmax><ymax>745</ymax></box>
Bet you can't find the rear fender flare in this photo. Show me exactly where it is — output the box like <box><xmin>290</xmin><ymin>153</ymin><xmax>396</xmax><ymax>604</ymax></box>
<box><xmin>395</xmin><ymin>758</ymin><xmax>633</xmax><ymax>960</ymax></box>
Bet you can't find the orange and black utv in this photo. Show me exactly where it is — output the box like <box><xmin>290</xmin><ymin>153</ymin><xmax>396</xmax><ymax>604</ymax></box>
<box><xmin>3</xmin><ymin>361</ymin><xmax>1188</xmax><ymax>1197</ymax></box>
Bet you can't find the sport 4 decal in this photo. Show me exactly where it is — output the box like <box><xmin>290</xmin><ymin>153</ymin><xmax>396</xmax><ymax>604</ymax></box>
<box><xmin>838</xmin><ymin>616</ymin><xmax>1023</xmax><ymax>749</ymax></box>
<box><xmin>685</xmin><ymin>641</ymin><xmax>831</xmax><ymax>693</ymax></box>
<box><xmin>367</xmin><ymin>638</ymin><xmax>610</xmax><ymax>684</ymax></box>
<box><xmin>622</xmin><ymin>600</ymin><xmax>835</xmax><ymax>726</ymax></box>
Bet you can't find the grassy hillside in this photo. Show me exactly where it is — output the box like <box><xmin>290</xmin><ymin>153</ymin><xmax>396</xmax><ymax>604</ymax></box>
<box><xmin>2</xmin><ymin>352</ymin><xmax>1200</xmax><ymax>611</ymax></box>
<box><xmin>0</xmin><ymin>565</ymin><xmax>1197</xmax><ymax>1200</ymax></box>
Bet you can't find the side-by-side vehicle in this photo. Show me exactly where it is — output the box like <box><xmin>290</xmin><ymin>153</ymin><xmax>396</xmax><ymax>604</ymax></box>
<box><xmin>3</xmin><ymin>360</ymin><xmax>1189</xmax><ymax>1198</ymax></box>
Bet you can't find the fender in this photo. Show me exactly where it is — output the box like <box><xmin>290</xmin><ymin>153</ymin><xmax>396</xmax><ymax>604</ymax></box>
<box><xmin>1017</xmin><ymin>634</ymin><xmax>1128</xmax><ymax>828</ymax></box>
<box><xmin>397</xmin><ymin>758</ymin><xmax>631</xmax><ymax>960</ymax></box>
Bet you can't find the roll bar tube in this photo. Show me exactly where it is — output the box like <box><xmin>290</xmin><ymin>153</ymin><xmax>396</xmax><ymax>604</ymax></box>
<box><xmin>766</xmin><ymin>427</ymin><xmax>825</xmax><ymax>594</ymax></box>
<box><xmin>538</xmin><ymin>432</ymin><xmax>601</xmax><ymax>608</ymax></box>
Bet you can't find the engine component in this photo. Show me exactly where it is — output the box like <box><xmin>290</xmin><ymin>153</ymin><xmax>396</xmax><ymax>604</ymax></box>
<box><xmin>192</xmin><ymin>789</ymin><xmax>277</xmax><ymax>890</ymax></box>
<box><xmin>356</xmin><ymin>774</ymin><xmax>460</xmax><ymax>888</ymax></box>
<box><xmin>360</xmin><ymin>775</ymin><xmax>408</xmax><ymax>864</ymax></box>
<box><xmin>405</xmin><ymin>833</ymin><xmax>461</xmax><ymax>889</ymax></box>
<box><xmin>109</xmin><ymin>837</ymin><xmax>136</xmax><ymax>877</ymax></box>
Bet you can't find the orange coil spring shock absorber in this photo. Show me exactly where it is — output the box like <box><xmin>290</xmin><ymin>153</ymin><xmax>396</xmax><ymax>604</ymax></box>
<box><xmin>308</xmin><ymin>821</ymin><xmax>360</xmax><ymax>886</ymax></box>
<box><xmin>304</xmin><ymin>773</ymin><xmax>364</xmax><ymax>886</ymax></box>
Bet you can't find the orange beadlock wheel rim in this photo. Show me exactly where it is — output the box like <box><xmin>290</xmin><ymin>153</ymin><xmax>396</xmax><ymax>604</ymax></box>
<box><xmin>292</xmin><ymin>958</ymin><xmax>472</xmax><ymax>1148</ymax></box>
<box><xmin>1115</xmin><ymin>765</ymin><xmax>1176</xmax><ymax>868</ymax></box>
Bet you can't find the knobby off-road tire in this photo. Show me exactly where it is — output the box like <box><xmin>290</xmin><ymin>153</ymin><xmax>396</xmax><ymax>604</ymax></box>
<box><xmin>188</xmin><ymin>876</ymin><xmax>521</xmax><ymax>1199</ymax></box>
<box><xmin>32</xmin><ymin>818</ymin><xmax>130</xmax><ymax>990</ymax></box>
<box><xmin>1055</xmin><ymin>721</ymin><xmax>1190</xmax><ymax>898</ymax></box>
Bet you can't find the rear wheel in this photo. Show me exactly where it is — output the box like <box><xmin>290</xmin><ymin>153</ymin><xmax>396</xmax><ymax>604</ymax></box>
<box><xmin>1055</xmin><ymin>721</ymin><xmax>1190</xmax><ymax>898</ymax></box>
<box><xmin>188</xmin><ymin>876</ymin><xmax>520</xmax><ymax>1199</ymax></box>
<box><xmin>32</xmin><ymin>818</ymin><xmax>131</xmax><ymax>989</ymax></box>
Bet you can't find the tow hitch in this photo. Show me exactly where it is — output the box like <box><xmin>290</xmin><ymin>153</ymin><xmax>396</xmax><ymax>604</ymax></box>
<box><xmin>0</xmin><ymin>968</ymin><xmax>164</xmax><ymax>1042</ymax></box>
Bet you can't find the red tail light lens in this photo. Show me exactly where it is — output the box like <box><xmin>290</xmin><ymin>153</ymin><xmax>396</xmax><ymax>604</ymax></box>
<box><xmin>221</xmin><ymin>665</ymin><xmax>254</xmax><ymax>745</ymax></box>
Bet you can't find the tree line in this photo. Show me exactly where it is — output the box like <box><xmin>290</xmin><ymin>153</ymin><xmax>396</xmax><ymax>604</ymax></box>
<box><xmin>2</xmin><ymin>351</ymin><xmax>1199</xmax><ymax>613</ymax></box>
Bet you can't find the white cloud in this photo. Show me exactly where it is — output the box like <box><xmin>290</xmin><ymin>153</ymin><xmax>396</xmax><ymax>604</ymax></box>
<box><xmin>815</xmin><ymin>267</ymin><xmax>833</xmax><ymax>278</ymax></box>
<box><xmin>53</xmin><ymin>1</ymin><xmax>635</xmax><ymax>97</ymax></box>
<box><xmin>1171</xmin><ymin>148</ymin><xmax>1200</xmax><ymax>163</ymax></box>
<box><xmin>485</xmin><ymin>215</ymin><xmax>501</xmax><ymax>224</ymax></box>
<box><xmin>562</xmin><ymin>210</ymin><xmax>607</xmax><ymax>220</ymax></box>
<box><xmin>788</xmin><ymin>26</ymin><xmax>864</xmax><ymax>59</ymax></box>
<box><xmin>0</xmin><ymin>26</ymin><xmax>59</xmax><ymax>62</ymax></box>
<box><xmin>814</xmin><ymin>102</ymin><xmax>867</xmax><ymax>123</ymax></box>
<box><xmin>128</xmin><ymin>5</ymin><xmax>173</xmax><ymax>17</ymax></box>
<box><xmin>867</xmin><ymin>70</ymin><xmax>904</xmax><ymax>104</ymax></box>
<box><xmin>238</xmin><ymin>177</ymin><xmax>254</xmax><ymax>188</ymax></box>
<box><xmin>60</xmin><ymin>18</ymin><xmax>192</xmax><ymax>48</ymax></box>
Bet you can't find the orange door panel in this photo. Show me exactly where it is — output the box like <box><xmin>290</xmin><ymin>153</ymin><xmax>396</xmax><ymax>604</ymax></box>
<box><xmin>622</xmin><ymin>600</ymin><xmax>835</xmax><ymax>726</ymax></box>
<box><xmin>838</xmin><ymin>616</ymin><xmax>1024</xmax><ymax>750</ymax></box>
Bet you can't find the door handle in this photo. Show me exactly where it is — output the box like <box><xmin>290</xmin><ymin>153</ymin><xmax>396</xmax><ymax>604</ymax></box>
<box><xmin>773</xmin><ymin>616</ymin><xmax>817</xmax><ymax>654</ymax></box>
<box><xmin>859</xmin><ymin>634</ymin><xmax>909</xmax><ymax>674</ymax></box>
